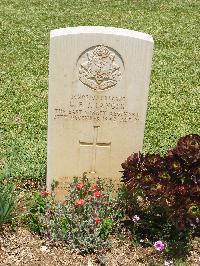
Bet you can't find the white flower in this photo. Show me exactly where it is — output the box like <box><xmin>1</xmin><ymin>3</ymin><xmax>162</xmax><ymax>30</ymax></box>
<box><xmin>88</xmin><ymin>258</ymin><xmax>94</xmax><ymax>266</ymax></box>
<box><xmin>164</xmin><ymin>260</ymin><xmax>173</xmax><ymax>266</ymax></box>
<box><xmin>40</xmin><ymin>245</ymin><xmax>49</xmax><ymax>253</ymax></box>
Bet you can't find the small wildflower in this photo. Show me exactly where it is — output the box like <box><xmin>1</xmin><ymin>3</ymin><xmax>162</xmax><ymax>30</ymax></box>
<box><xmin>40</xmin><ymin>245</ymin><xmax>48</xmax><ymax>252</ymax></box>
<box><xmin>95</xmin><ymin>217</ymin><xmax>101</xmax><ymax>223</ymax></box>
<box><xmin>132</xmin><ymin>214</ymin><xmax>140</xmax><ymax>222</ymax></box>
<box><xmin>153</xmin><ymin>240</ymin><xmax>165</xmax><ymax>251</ymax></box>
<box><xmin>75</xmin><ymin>199</ymin><xmax>85</xmax><ymax>206</ymax></box>
<box><xmin>93</xmin><ymin>191</ymin><xmax>102</xmax><ymax>198</ymax></box>
<box><xmin>88</xmin><ymin>258</ymin><xmax>94</xmax><ymax>266</ymax></box>
<box><xmin>91</xmin><ymin>185</ymin><xmax>100</xmax><ymax>191</ymax></box>
<box><xmin>196</xmin><ymin>217</ymin><xmax>199</xmax><ymax>223</ymax></box>
<box><xmin>164</xmin><ymin>260</ymin><xmax>173</xmax><ymax>266</ymax></box>
<box><xmin>76</xmin><ymin>182</ymin><xmax>85</xmax><ymax>190</ymax></box>
<box><xmin>139</xmin><ymin>239</ymin><xmax>144</xmax><ymax>243</ymax></box>
<box><xmin>190</xmin><ymin>222</ymin><xmax>196</xmax><ymax>228</ymax></box>
<box><xmin>41</xmin><ymin>191</ymin><xmax>51</xmax><ymax>197</ymax></box>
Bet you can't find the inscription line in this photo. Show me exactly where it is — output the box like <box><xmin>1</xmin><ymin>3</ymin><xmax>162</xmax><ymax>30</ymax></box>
<box><xmin>79</xmin><ymin>142</ymin><xmax>111</xmax><ymax>147</ymax></box>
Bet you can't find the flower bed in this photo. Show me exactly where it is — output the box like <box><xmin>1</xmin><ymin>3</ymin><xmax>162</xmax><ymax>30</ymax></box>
<box><xmin>0</xmin><ymin>134</ymin><xmax>199</xmax><ymax>265</ymax></box>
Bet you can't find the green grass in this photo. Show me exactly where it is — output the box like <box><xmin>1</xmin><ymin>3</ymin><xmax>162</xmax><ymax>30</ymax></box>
<box><xmin>0</xmin><ymin>0</ymin><xmax>199</xmax><ymax>179</ymax></box>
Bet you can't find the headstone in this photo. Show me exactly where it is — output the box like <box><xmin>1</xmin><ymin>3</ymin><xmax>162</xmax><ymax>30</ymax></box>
<box><xmin>47</xmin><ymin>26</ymin><xmax>154</xmax><ymax>200</ymax></box>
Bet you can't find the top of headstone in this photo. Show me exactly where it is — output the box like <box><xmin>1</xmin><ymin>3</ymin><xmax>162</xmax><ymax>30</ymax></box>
<box><xmin>50</xmin><ymin>26</ymin><xmax>153</xmax><ymax>43</ymax></box>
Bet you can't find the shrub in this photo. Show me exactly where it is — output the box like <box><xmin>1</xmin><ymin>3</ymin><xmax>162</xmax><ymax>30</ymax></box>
<box><xmin>26</xmin><ymin>174</ymin><xmax>125</xmax><ymax>254</ymax></box>
<box><xmin>23</xmin><ymin>191</ymin><xmax>48</xmax><ymax>234</ymax></box>
<box><xmin>121</xmin><ymin>134</ymin><xmax>200</xmax><ymax>230</ymax></box>
<box><xmin>0</xmin><ymin>180</ymin><xmax>18</xmax><ymax>228</ymax></box>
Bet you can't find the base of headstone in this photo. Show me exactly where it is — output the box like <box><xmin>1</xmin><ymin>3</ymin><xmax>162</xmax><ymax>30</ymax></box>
<box><xmin>53</xmin><ymin>172</ymin><xmax>122</xmax><ymax>202</ymax></box>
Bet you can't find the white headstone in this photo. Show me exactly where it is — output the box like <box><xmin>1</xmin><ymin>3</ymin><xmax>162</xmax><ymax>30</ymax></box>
<box><xmin>47</xmin><ymin>26</ymin><xmax>153</xmax><ymax>199</ymax></box>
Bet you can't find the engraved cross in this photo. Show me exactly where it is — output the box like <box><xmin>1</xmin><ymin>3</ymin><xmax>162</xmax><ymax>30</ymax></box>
<box><xmin>79</xmin><ymin>125</ymin><xmax>111</xmax><ymax>174</ymax></box>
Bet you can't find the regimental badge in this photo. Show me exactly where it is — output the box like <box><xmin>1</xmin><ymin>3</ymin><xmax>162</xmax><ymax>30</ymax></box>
<box><xmin>78</xmin><ymin>45</ymin><xmax>122</xmax><ymax>91</ymax></box>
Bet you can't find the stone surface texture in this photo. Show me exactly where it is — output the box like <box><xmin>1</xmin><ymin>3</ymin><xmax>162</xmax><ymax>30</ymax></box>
<box><xmin>47</xmin><ymin>26</ymin><xmax>153</xmax><ymax>199</ymax></box>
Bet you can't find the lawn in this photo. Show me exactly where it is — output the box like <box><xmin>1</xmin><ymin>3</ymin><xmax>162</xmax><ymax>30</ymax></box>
<box><xmin>0</xmin><ymin>0</ymin><xmax>199</xmax><ymax>180</ymax></box>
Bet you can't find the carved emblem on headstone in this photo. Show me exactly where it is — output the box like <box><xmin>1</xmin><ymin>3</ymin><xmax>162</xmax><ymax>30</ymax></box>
<box><xmin>78</xmin><ymin>45</ymin><xmax>122</xmax><ymax>91</ymax></box>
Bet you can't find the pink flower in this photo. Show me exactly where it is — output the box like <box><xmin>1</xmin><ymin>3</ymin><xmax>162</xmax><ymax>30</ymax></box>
<box><xmin>41</xmin><ymin>191</ymin><xmax>51</xmax><ymax>197</ymax></box>
<box><xmin>75</xmin><ymin>199</ymin><xmax>85</xmax><ymax>206</ymax></box>
<box><xmin>76</xmin><ymin>182</ymin><xmax>84</xmax><ymax>190</ymax></box>
<box><xmin>153</xmin><ymin>240</ymin><xmax>165</xmax><ymax>251</ymax></box>
<box><xmin>93</xmin><ymin>191</ymin><xmax>102</xmax><ymax>198</ymax></box>
<box><xmin>132</xmin><ymin>214</ymin><xmax>140</xmax><ymax>222</ymax></box>
<box><xmin>95</xmin><ymin>218</ymin><xmax>101</xmax><ymax>223</ymax></box>
<box><xmin>91</xmin><ymin>185</ymin><xmax>100</xmax><ymax>191</ymax></box>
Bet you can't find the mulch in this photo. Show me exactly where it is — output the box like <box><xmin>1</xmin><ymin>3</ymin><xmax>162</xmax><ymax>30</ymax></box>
<box><xmin>0</xmin><ymin>227</ymin><xmax>199</xmax><ymax>266</ymax></box>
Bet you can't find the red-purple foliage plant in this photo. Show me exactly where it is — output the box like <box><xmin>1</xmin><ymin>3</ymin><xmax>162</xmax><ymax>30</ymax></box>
<box><xmin>121</xmin><ymin>134</ymin><xmax>200</xmax><ymax>230</ymax></box>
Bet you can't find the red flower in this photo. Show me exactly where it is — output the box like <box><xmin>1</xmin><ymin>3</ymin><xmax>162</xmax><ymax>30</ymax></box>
<box><xmin>93</xmin><ymin>191</ymin><xmax>102</xmax><ymax>198</ymax></box>
<box><xmin>75</xmin><ymin>199</ymin><xmax>85</xmax><ymax>206</ymax></box>
<box><xmin>76</xmin><ymin>182</ymin><xmax>85</xmax><ymax>190</ymax></box>
<box><xmin>95</xmin><ymin>217</ymin><xmax>101</xmax><ymax>223</ymax></box>
<box><xmin>91</xmin><ymin>185</ymin><xmax>100</xmax><ymax>191</ymax></box>
<box><xmin>41</xmin><ymin>191</ymin><xmax>51</xmax><ymax>197</ymax></box>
